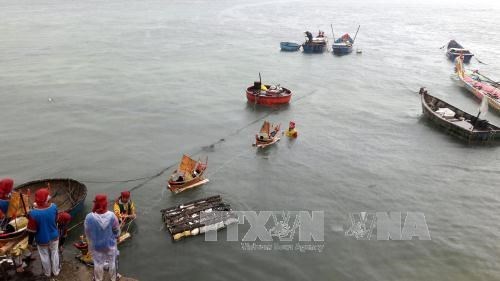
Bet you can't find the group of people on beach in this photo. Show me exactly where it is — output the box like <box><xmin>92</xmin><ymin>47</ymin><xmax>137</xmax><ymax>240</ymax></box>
<box><xmin>0</xmin><ymin>178</ymin><xmax>136</xmax><ymax>281</ymax></box>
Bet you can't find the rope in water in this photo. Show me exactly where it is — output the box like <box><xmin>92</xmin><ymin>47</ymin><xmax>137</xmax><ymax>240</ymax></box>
<box><xmin>81</xmin><ymin>89</ymin><xmax>317</xmax><ymax>193</ymax></box>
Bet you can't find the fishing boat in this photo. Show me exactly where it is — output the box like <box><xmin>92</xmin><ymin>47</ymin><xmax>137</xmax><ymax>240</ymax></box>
<box><xmin>420</xmin><ymin>88</ymin><xmax>500</xmax><ymax>143</ymax></box>
<box><xmin>254</xmin><ymin>120</ymin><xmax>281</xmax><ymax>148</ymax></box>
<box><xmin>167</xmin><ymin>155</ymin><xmax>208</xmax><ymax>194</ymax></box>
<box><xmin>455</xmin><ymin>56</ymin><xmax>500</xmax><ymax>112</ymax></box>
<box><xmin>280</xmin><ymin>42</ymin><xmax>301</xmax><ymax>52</ymax></box>
<box><xmin>161</xmin><ymin>195</ymin><xmax>237</xmax><ymax>241</ymax></box>
<box><xmin>446</xmin><ymin>40</ymin><xmax>474</xmax><ymax>63</ymax></box>
<box><xmin>0</xmin><ymin>178</ymin><xmax>87</xmax><ymax>242</ymax></box>
<box><xmin>331</xmin><ymin>25</ymin><xmax>360</xmax><ymax>55</ymax></box>
<box><xmin>302</xmin><ymin>31</ymin><xmax>327</xmax><ymax>53</ymax></box>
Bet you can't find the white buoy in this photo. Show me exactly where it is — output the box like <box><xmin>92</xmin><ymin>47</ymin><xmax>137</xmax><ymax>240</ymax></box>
<box><xmin>48</xmin><ymin>98</ymin><xmax>54</xmax><ymax>102</ymax></box>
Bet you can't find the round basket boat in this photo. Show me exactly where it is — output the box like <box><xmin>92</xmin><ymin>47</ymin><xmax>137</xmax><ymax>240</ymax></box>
<box><xmin>15</xmin><ymin>178</ymin><xmax>87</xmax><ymax>218</ymax></box>
<box><xmin>246</xmin><ymin>84</ymin><xmax>292</xmax><ymax>106</ymax></box>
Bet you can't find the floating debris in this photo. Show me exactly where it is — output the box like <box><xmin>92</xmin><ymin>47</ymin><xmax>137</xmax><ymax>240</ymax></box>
<box><xmin>160</xmin><ymin>195</ymin><xmax>237</xmax><ymax>241</ymax></box>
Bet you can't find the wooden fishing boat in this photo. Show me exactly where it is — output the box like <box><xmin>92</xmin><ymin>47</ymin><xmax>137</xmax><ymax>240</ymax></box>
<box><xmin>455</xmin><ymin>56</ymin><xmax>500</xmax><ymax>112</ymax></box>
<box><xmin>447</xmin><ymin>40</ymin><xmax>473</xmax><ymax>63</ymax></box>
<box><xmin>254</xmin><ymin>120</ymin><xmax>281</xmax><ymax>148</ymax></box>
<box><xmin>420</xmin><ymin>88</ymin><xmax>500</xmax><ymax>143</ymax></box>
<box><xmin>246</xmin><ymin>82</ymin><xmax>292</xmax><ymax>106</ymax></box>
<box><xmin>331</xmin><ymin>25</ymin><xmax>360</xmax><ymax>55</ymax></box>
<box><xmin>280</xmin><ymin>42</ymin><xmax>301</xmax><ymax>52</ymax></box>
<box><xmin>302</xmin><ymin>31</ymin><xmax>327</xmax><ymax>53</ymax></box>
<box><xmin>167</xmin><ymin>155</ymin><xmax>208</xmax><ymax>194</ymax></box>
<box><xmin>161</xmin><ymin>195</ymin><xmax>237</xmax><ymax>241</ymax></box>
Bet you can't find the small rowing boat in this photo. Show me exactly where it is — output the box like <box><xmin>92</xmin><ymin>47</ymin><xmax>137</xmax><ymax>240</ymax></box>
<box><xmin>420</xmin><ymin>87</ymin><xmax>500</xmax><ymax>143</ymax></box>
<box><xmin>280</xmin><ymin>42</ymin><xmax>301</xmax><ymax>52</ymax></box>
<box><xmin>167</xmin><ymin>155</ymin><xmax>208</xmax><ymax>194</ymax></box>
<box><xmin>254</xmin><ymin>120</ymin><xmax>280</xmax><ymax>148</ymax></box>
<box><xmin>331</xmin><ymin>25</ymin><xmax>360</xmax><ymax>55</ymax></box>
<box><xmin>446</xmin><ymin>40</ymin><xmax>474</xmax><ymax>63</ymax></box>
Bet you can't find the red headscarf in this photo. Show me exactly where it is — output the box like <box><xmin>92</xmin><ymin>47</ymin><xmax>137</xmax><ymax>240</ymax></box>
<box><xmin>35</xmin><ymin>188</ymin><xmax>50</xmax><ymax>208</ymax></box>
<box><xmin>120</xmin><ymin>191</ymin><xmax>130</xmax><ymax>200</ymax></box>
<box><xmin>57</xmin><ymin>212</ymin><xmax>72</xmax><ymax>224</ymax></box>
<box><xmin>93</xmin><ymin>194</ymin><xmax>108</xmax><ymax>214</ymax></box>
<box><xmin>0</xmin><ymin>178</ymin><xmax>14</xmax><ymax>199</ymax></box>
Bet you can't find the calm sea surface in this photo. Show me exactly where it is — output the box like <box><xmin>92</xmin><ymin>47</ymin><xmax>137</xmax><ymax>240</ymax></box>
<box><xmin>1</xmin><ymin>0</ymin><xmax>500</xmax><ymax>280</ymax></box>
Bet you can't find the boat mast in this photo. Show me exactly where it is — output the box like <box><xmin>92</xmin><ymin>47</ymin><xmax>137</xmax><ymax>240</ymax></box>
<box><xmin>353</xmin><ymin>25</ymin><xmax>361</xmax><ymax>43</ymax></box>
<box><xmin>330</xmin><ymin>24</ymin><xmax>335</xmax><ymax>41</ymax></box>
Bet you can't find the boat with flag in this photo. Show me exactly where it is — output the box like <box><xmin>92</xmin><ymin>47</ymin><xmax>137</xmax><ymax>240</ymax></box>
<box><xmin>331</xmin><ymin>25</ymin><xmax>360</xmax><ymax>55</ymax></box>
<box><xmin>446</xmin><ymin>40</ymin><xmax>474</xmax><ymax>63</ymax></box>
<box><xmin>455</xmin><ymin>56</ymin><xmax>500</xmax><ymax>112</ymax></box>
<box><xmin>420</xmin><ymin>87</ymin><xmax>500</xmax><ymax>143</ymax></box>
<box><xmin>246</xmin><ymin>73</ymin><xmax>292</xmax><ymax>106</ymax></box>
<box><xmin>167</xmin><ymin>154</ymin><xmax>208</xmax><ymax>194</ymax></box>
<box><xmin>254</xmin><ymin>121</ymin><xmax>281</xmax><ymax>148</ymax></box>
<box><xmin>302</xmin><ymin>31</ymin><xmax>327</xmax><ymax>53</ymax></box>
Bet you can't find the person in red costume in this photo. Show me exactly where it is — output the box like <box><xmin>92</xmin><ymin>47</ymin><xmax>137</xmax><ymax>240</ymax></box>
<box><xmin>27</xmin><ymin>188</ymin><xmax>60</xmax><ymax>278</ymax></box>
<box><xmin>57</xmin><ymin>212</ymin><xmax>72</xmax><ymax>252</ymax></box>
<box><xmin>0</xmin><ymin>178</ymin><xmax>14</xmax><ymax>221</ymax></box>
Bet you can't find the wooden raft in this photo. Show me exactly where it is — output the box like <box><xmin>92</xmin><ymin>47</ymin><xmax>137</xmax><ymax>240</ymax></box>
<box><xmin>160</xmin><ymin>195</ymin><xmax>237</xmax><ymax>241</ymax></box>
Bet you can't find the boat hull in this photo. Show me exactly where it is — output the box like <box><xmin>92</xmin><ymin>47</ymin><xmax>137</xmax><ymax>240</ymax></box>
<box><xmin>332</xmin><ymin>45</ymin><xmax>353</xmax><ymax>55</ymax></box>
<box><xmin>302</xmin><ymin>43</ymin><xmax>326</xmax><ymax>53</ymax></box>
<box><xmin>421</xmin><ymin>90</ymin><xmax>500</xmax><ymax>143</ymax></box>
<box><xmin>246</xmin><ymin>85</ymin><xmax>292</xmax><ymax>105</ymax></box>
<box><xmin>280</xmin><ymin>42</ymin><xmax>300</xmax><ymax>52</ymax></box>
<box><xmin>457</xmin><ymin>72</ymin><xmax>500</xmax><ymax>112</ymax></box>
<box><xmin>255</xmin><ymin>137</ymin><xmax>280</xmax><ymax>148</ymax></box>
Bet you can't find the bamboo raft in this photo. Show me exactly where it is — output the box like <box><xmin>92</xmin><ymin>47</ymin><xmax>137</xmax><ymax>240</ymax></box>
<box><xmin>160</xmin><ymin>195</ymin><xmax>237</xmax><ymax>241</ymax></box>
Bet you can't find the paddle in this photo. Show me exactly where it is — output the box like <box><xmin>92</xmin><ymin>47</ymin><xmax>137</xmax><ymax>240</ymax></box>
<box><xmin>474</xmin><ymin>56</ymin><xmax>487</xmax><ymax>65</ymax></box>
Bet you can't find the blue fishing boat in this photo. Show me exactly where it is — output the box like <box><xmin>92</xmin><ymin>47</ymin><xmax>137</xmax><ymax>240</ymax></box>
<box><xmin>280</xmin><ymin>42</ymin><xmax>301</xmax><ymax>52</ymax></box>
<box><xmin>446</xmin><ymin>40</ymin><xmax>473</xmax><ymax>63</ymax></box>
<box><xmin>302</xmin><ymin>31</ymin><xmax>327</xmax><ymax>54</ymax></box>
<box><xmin>331</xmin><ymin>25</ymin><xmax>360</xmax><ymax>55</ymax></box>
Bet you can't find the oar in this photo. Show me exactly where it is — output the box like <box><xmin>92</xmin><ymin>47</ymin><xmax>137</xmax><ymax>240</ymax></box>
<box><xmin>439</xmin><ymin>44</ymin><xmax>446</xmax><ymax>49</ymax></box>
<box><xmin>330</xmin><ymin>24</ymin><xmax>335</xmax><ymax>42</ymax></box>
<box><xmin>474</xmin><ymin>56</ymin><xmax>487</xmax><ymax>65</ymax></box>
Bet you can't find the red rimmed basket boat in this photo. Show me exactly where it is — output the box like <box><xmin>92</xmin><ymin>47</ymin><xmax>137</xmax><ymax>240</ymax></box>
<box><xmin>246</xmin><ymin>74</ymin><xmax>292</xmax><ymax>106</ymax></box>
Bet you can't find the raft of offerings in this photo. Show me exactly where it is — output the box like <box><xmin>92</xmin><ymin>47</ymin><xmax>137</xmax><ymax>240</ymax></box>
<box><xmin>160</xmin><ymin>195</ymin><xmax>237</xmax><ymax>241</ymax></box>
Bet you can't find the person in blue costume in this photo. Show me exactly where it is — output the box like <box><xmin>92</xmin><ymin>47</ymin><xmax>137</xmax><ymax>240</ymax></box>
<box><xmin>27</xmin><ymin>188</ymin><xmax>60</xmax><ymax>278</ymax></box>
<box><xmin>85</xmin><ymin>194</ymin><xmax>121</xmax><ymax>281</ymax></box>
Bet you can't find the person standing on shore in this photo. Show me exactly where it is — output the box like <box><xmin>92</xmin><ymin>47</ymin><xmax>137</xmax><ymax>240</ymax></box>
<box><xmin>27</xmin><ymin>188</ymin><xmax>60</xmax><ymax>278</ymax></box>
<box><xmin>84</xmin><ymin>194</ymin><xmax>120</xmax><ymax>281</ymax></box>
